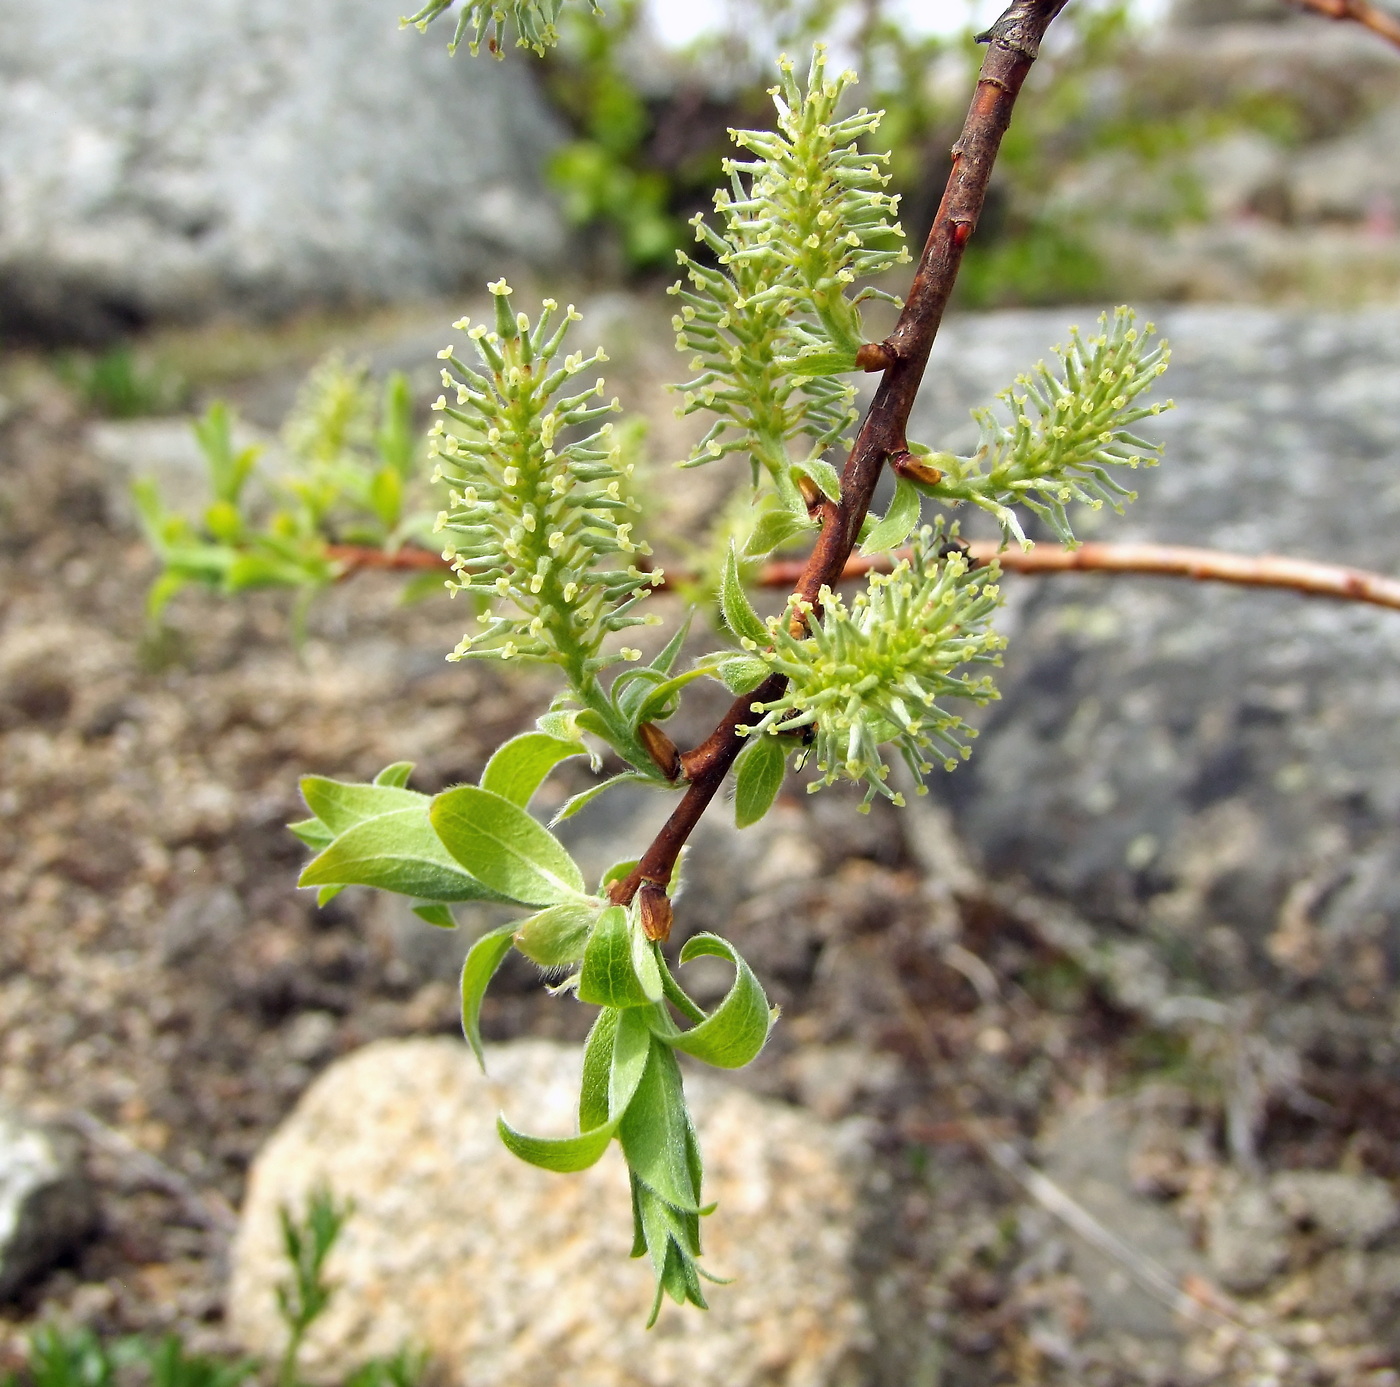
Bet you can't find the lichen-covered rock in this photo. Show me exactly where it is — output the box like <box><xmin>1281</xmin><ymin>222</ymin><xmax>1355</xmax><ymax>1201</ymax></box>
<box><xmin>228</xmin><ymin>1038</ymin><xmax>871</xmax><ymax>1387</ymax></box>
<box><xmin>0</xmin><ymin>1109</ymin><xmax>95</xmax><ymax>1301</ymax></box>
<box><xmin>909</xmin><ymin>308</ymin><xmax>1400</xmax><ymax>1000</ymax></box>
<box><xmin>0</xmin><ymin>0</ymin><xmax>565</xmax><ymax>341</ymax></box>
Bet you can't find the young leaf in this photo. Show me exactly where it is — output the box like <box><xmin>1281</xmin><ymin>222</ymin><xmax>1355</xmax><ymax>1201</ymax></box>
<box><xmin>460</xmin><ymin>923</ymin><xmax>517</xmax><ymax>1069</ymax></box>
<box><xmin>288</xmin><ymin>817</ymin><xmax>334</xmax><ymax>851</ymax></box>
<box><xmin>373</xmin><ymin>762</ymin><xmax>416</xmax><ymax>788</ymax></box>
<box><xmin>579</xmin><ymin>1008</ymin><xmax>620</xmax><ymax>1132</ymax></box>
<box><xmin>659</xmin><ymin>934</ymin><xmax>776</xmax><ymax>1070</ymax></box>
<box><xmin>720</xmin><ymin>545</ymin><xmax>768</xmax><ymax>647</ymax></box>
<box><xmin>550</xmin><ymin>772</ymin><xmax>650</xmax><ymax>827</ymax></box>
<box><xmin>579</xmin><ymin>906</ymin><xmax>657</xmax><ymax>1008</ymax></box>
<box><xmin>299</xmin><ymin>777</ymin><xmax>424</xmax><ymax>835</ymax></box>
<box><xmin>497</xmin><ymin>1006</ymin><xmax>648</xmax><ymax>1174</ymax></box>
<box><xmin>733</xmin><ymin>735</ymin><xmax>788</xmax><ymax>828</ymax></box>
<box><xmin>716</xmin><ymin>655</ymin><xmax>770</xmax><ymax>695</ymax></box>
<box><xmin>859</xmin><ymin>477</ymin><xmax>922</xmax><ymax>557</ymax></box>
<box><xmin>742</xmin><ymin>508</ymin><xmax>813</xmax><ymax>560</ymax></box>
<box><xmin>412</xmin><ymin>902</ymin><xmax>457</xmax><ymax>929</ymax></box>
<box><xmin>618</xmin><ymin>1038</ymin><xmax>700</xmax><ymax>1211</ymax></box>
<box><xmin>430</xmin><ymin>785</ymin><xmax>585</xmax><ymax>906</ymax></box>
<box><xmin>298</xmin><ymin>806</ymin><xmax>516</xmax><ymax>903</ymax></box>
<box><xmin>513</xmin><ymin>900</ymin><xmax>600</xmax><ymax>967</ymax></box>
<box><xmin>793</xmin><ymin>455</ymin><xmax>842</xmax><ymax>503</ymax></box>
<box><xmin>480</xmin><ymin>731</ymin><xmax>586</xmax><ymax>809</ymax></box>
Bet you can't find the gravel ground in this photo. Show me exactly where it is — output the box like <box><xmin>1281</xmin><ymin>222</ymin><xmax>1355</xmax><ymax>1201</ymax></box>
<box><xmin>2</xmin><ymin>308</ymin><xmax>1400</xmax><ymax>1386</ymax></box>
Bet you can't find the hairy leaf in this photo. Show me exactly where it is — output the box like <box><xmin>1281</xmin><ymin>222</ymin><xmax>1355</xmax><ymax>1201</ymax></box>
<box><xmin>431</xmin><ymin>785</ymin><xmax>585</xmax><ymax>906</ymax></box>
<box><xmin>459</xmin><ymin>923</ymin><xmax>516</xmax><ymax>1069</ymax></box>
<box><xmin>660</xmin><ymin>934</ymin><xmax>776</xmax><ymax>1069</ymax></box>
<box><xmin>733</xmin><ymin>735</ymin><xmax>788</xmax><ymax>828</ymax></box>
<box><xmin>298</xmin><ymin>806</ymin><xmax>514</xmax><ymax>903</ymax></box>
<box><xmin>513</xmin><ymin>900</ymin><xmax>600</xmax><ymax>967</ymax></box>
<box><xmin>578</xmin><ymin>906</ymin><xmax>660</xmax><ymax>1008</ymax></box>
<box><xmin>720</xmin><ymin>545</ymin><xmax>768</xmax><ymax>647</ymax></box>
<box><xmin>859</xmin><ymin>477</ymin><xmax>921</xmax><ymax>557</ymax></box>
<box><xmin>480</xmin><ymin>731</ymin><xmax>586</xmax><ymax>808</ymax></box>
<box><xmin>299</xmin><ymin>776</ymin><xmax>424</xmax><ymax>835</ymax></box>
<box><xmin>619</xmin><ymin>1039</ymin><xmax>700</xmax><ymax>1211</ymax></box>
<box><xmin>373</xmin><ymin>761</ymin><xmax>416</xmax><ymax>788</ymax></box>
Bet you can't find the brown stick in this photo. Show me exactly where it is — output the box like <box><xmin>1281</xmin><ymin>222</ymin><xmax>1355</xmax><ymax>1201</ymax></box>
<box><xmin>611</xmin><ymin>0</ymin><xmax>1070</xmax><ymax>906</ymax></box>
<box><xmin>1288</xmin><ymin>0</ymin><xmax>1400</xmax><ymax>49</ymax></box>
<box><xmin>329</xmin><ymin>539</ymin><xmax>1400</xmax><ymax>613</ymax></box>
<box><xmin>761</xmin><ymin>540</ymin><xmax>1400</xmax><ymax>611</ymax></box>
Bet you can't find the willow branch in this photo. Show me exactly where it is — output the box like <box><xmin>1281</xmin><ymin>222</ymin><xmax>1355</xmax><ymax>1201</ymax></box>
<box><xmin>1288</xmin><ymin>0</ymin><xmax>1400</xmax><ymax>49</ymax></box>
<box><xmin>610</xmin><ymin>0</ymin><xmax>1071</xmax><ymax>906</ymax></box>
<box><xmin>329</xmin><ymin>538</ymin><xmax>1400</xmax><ymax>614</ymax></box>
<box><xmin>760</xmin><ymin>541</ymin><xmax>1400</xmax><ymax>612</ymax></box>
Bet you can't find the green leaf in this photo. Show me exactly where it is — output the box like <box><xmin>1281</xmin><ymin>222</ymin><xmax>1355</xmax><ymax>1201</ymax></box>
<box><xmin>288</xmin><ymin>816</ymin><xmax>334</xmax><ymax>851</ymax></box>
<box><xmin>430</xmin><ymin>785</ymin><xmax>585</xmax><ymax>907</ymax></box>
<box><xmin>460</xmin><ymin>923</ymin><xmax>516</xmax><ymax>1070</ymax></box>
<box><xmin>793</xmin><ymin>455</ymin><xmax>842</xmax><ymax>503</ymax></box>
<box><xmin>742</xmin><ymin>508</ymin><xmax>813</xmax><ymax>559</ymax></box>
<box><xmin>579</xmin><ymin>906</ymin><xmax>657</xmax><ymax>1008</ymax></box>
<box><xmin>412</xmin><ymin>902</ymin><xmax>456</xmax><ymax>929</ymax></box>
<box><xmin>480</xmin><ymin>732</ymin><xmax>586</xmax><ymax>809</ymax></box>
<box><xmin>373</xmin><ymin>762</ymin><xmax>415</xmax><ymax>788</ymax></box>
<box><xmin>599</xmin><ymin>859</ymin><xmax>638</xmax><ymax>893</ymax></box>
<box><xmin>513</xmin><ymin>900</ymin><xmax>600</xmax><ymax>967</ymax></box>
<box><xmin>619</xmin><ymin>1038</ymin><xmax>700</xmax><ymax>1210</ymax></box>
<box><xmin>298</xmin><ymin>806</ymin><xmax>514</xmax><ymax>903</ymax></box>
<box><xmin>859</xmin><ymin>476</ymin><xmax>922</xmax><ymax>556</ymax></box>
<box><xmin>658</xmin><ymin>934</ymin><xmax>776</xmax><ymax>1069</ymax></box>
<box><xmin>300</xmin><ymin>776</ymin><xmax>424</xmax><ymax>834</ymax></box>
<box><xmin>550</xmin><ymin>772</ymin><xmax>650</xmax><ymax>827</ymax></box>
<box><xmin>781</xmin><ymin>348</ymin><xmax>860</xmax><ymax>377</ymax></box>
<box><xmin>535</xmin><ymin>708</ymin><xmax>603</xmax><ymax>769</ymax></box>
<box><xmin>648</xmin><ymin>610</ymin><xmax>693</xmax><ymax>675</ymax></box>
<box><xmin>734</xmin><ymin>734</ymin><xmax>788</xmax><ymax>828</ymax></box>
<box><xmin>497</xmin><ymin>1114</ymin><xmax>620</xmax><ymax>1174</ymax></box>
<box><xmin>579</xmin><ymin>1008</ymin><xmax>620</xmax><ymax>1132</ymax></box>
<box><xmin>720</xmin><ymin>544</ymin><xmax>769</xmax><ymax>646</ymax></box>
<box><xmin>498</xmin><ymin>1008</ymin><xmax>649</xmax><ymax>1174</ymax></box>
<box><xmin>716</xmin><ymin>654</ymin><xmax>770</xmax><ymax>694</ymax></box>
<box><xmin>316</xmin><ymin>885</ymin><xmax>344</xmax><ymax>907</ymax></box>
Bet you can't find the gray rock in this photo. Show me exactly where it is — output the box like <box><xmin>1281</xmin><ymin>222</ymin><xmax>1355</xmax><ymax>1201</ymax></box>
<box><xmin>228</xmin><ymin>1038</ymin><xmax>872</xmax><ymax>1387</ymax></box>
<box><xmin>1271</xmin><ymin>1170</ymin><xmax>1399</xmax><ymax>1247</ymax></box>
<box><xmin>1207</xmin><ymin>1181</ymin><xmax>1290</xmax><ymax>1293</ymax></box>
<box><xmin>0</xmin><ymin>1109</ymin><xmax>96</xmax><ymax>1301</ymax></box>
<box><xmin>909</xmin><ymin>307</ymin><xmax>1400</xmax><ymax>996</ymax></box>
<box><xmin>0</xmin><ymin>0</ymin><xmax>565</xmax><ymax>341</ymax></box>
<box><xmin>159</xmin><ymin>884</ymin><xmax>248</xmax><ymax>967</ymax></box>
<box><xmin>1040</xmin><ymin>1103</ymin><xmax>1206</xmax><ymax>1338</ymax></box>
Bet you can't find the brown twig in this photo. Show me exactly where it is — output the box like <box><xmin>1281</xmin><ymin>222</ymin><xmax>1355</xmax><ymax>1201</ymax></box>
<box><xmin>1288</xmin><ymin>0</ymin><xmax>1400</xmax><ymax>50</ymax></box>
<box><xmin>611</xmin><ymin>0</ymin><xmax>1071</xmax><ymax>906</ymax></box>
<box><xmin>328</xmin><ymin>538</ymin><xmax>1400</xmax><ymax>613</ymax></box>
<box><xmin>761</xmin><ymin>540</ymin><xmax>1400</xmax><ymax>611</ymax></box>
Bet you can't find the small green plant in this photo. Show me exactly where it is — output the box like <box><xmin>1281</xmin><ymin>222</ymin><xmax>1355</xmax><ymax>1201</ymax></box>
<box><xmin>274</xmin><ymin>1185</ymin><xmax>352</xmax><ymax>1387</ymax></box>
<box><xmin>61</xmin><ymin>348</ymin><xmax>186</xmax><ymax>418</ymax></box>
<box><xmin>136</xmin><ymin>356</ymin><xmax>431</xmax><ymax>622</ymax></box>
<box><xmin>8</xmin><ymin>1190</ymin><xmax>417</xmax><ymax>1387</ymax></box>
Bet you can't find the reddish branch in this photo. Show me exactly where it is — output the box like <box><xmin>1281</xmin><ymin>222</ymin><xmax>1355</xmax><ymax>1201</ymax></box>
<box><xmin>762</xmin><ymin>541</ymin><xmax>1400</xmax><ymax>611</ymax></box>
<box><xmin>1288</xmin><ymin>0</ymin><xmax>1400</xmax><ymax>49</ymax></box>
<box><xmin>331</xmin><ymin>538</ymin><xmax>1400</xmax><ymax>614</ymax></box>
<box><xmin>610</xmin><ymin>0</ymin><xmax>1071</xmax><ymax>906</ymax></box>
